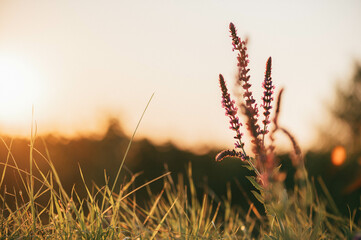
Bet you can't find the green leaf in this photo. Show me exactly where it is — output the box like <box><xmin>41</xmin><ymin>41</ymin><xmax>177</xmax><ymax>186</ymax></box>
<box><xmin>246</xmin><ymin>176</ymin><xmax>264</xmax><ymax>192</ymax></box>
<box><xmin>251</xmin><ymin>190</ymin><xmax>264</xmax><ymax>204</ymax></box>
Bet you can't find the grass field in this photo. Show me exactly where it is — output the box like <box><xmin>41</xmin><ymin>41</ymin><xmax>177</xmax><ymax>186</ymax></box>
<box><xmin>0</xmin><ymin>136</ymin><xmax>359</xmax><ymax>239</ymax></box>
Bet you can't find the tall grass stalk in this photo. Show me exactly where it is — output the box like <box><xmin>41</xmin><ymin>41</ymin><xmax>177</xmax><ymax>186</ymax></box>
<box><xmin>29</xmin><ymin>106</ymin><xmax>36</xmax><ymax>234</ymax></box>
<box><xmin>111</xmin><ymin>92</ymin><xmax>154</xmax><ymax>194</ymax></box>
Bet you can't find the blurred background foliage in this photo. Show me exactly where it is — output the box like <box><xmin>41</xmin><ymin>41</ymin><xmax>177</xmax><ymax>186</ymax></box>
<box><xmin>317</xmin><ymin>62</ymin><xmax>361</xmax><ymax>153</ymax></box>
<box><xmin>308</xmin><ymin>63</ymin><xmax>361</xmax><ymax>220</ymax></box>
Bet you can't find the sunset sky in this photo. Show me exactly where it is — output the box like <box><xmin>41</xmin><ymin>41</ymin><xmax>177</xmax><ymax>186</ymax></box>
<box><xmin>0</xmin><ymin>0</ymin><xmax>360</xmax><ymax>152</ymax></box>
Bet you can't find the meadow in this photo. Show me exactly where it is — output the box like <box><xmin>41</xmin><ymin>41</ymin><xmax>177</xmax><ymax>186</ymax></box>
<box><xmin>0</xmin><ymin>23</ymin><xmax>360</xmax><ymax>239</ymax></box>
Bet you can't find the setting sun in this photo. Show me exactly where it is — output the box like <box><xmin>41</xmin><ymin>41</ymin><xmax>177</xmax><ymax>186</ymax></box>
<box><xmin>0</xmin><ymin>57</ymin><xmax>41</xmax><ymax>128</ymax></box>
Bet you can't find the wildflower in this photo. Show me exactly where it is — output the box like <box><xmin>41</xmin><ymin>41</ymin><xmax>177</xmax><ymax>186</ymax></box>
<box><xmin>219</xmin><ymin>74</ymin><xmax>246</xmax><ymax>153</ymax></box>
<box><xmin>261</xmin><ymin>57</ymin><xmax>274</xmax><ymax>140</ymax></box>
<box><xmin>229</xmin><ymin>22</ymin><xmax>261</xmax><ymax>149</ymax></box>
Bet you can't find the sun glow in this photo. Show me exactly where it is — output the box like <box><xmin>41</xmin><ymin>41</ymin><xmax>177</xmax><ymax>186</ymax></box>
<box><xmin>0</xmin><ymin>57</ymin><xmax>42</xmax><ymax>133</ymax></box>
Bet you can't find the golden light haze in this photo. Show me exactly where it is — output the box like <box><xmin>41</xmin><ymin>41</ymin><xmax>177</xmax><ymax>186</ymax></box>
<box><xmin>0</xmin><ymin>1</ymin><xmax>361</xmax><ymax>151</ymax></box>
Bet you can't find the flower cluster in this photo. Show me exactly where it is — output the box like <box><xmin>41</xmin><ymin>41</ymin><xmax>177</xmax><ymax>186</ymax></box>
<box><xmin>216</xmin><ymin>24</ymin><xmax>314</xmax><ymax>232</ymax></box>
<box><xmin>217</xmin><ymin>22</ymin><xmax>277</xmax><ymax>185</ymax></box>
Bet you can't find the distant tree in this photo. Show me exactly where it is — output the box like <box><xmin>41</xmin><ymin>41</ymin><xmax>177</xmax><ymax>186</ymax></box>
<box><xmin>318</xmin><ymin>63</ymin><xmax>361</xmax><ymax>153</ymax></box>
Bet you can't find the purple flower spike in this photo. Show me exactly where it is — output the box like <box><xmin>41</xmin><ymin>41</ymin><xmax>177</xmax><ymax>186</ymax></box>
<box><xmin>215</xmin><ymin>149</ymin><xmax>244</xmax><ymax>162</ymax></box>
<box><xmin>229</xmin><ymin>23</ymin><xmax>240</xmax><ymax>51</ymax></box>
<box><xmin>219</xmin><ymin>74</ymin><xmax>246</xmax><ymax>154</ymax></box>
<box><xmin>261</xmin><ymin>57</ymin><xmax>274</xmax><ymax>141</ymax></box>
<box><xmin>230</xmin><ymin>23</ymin><xmax>261</xmax><ymax>151</ymax></box>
